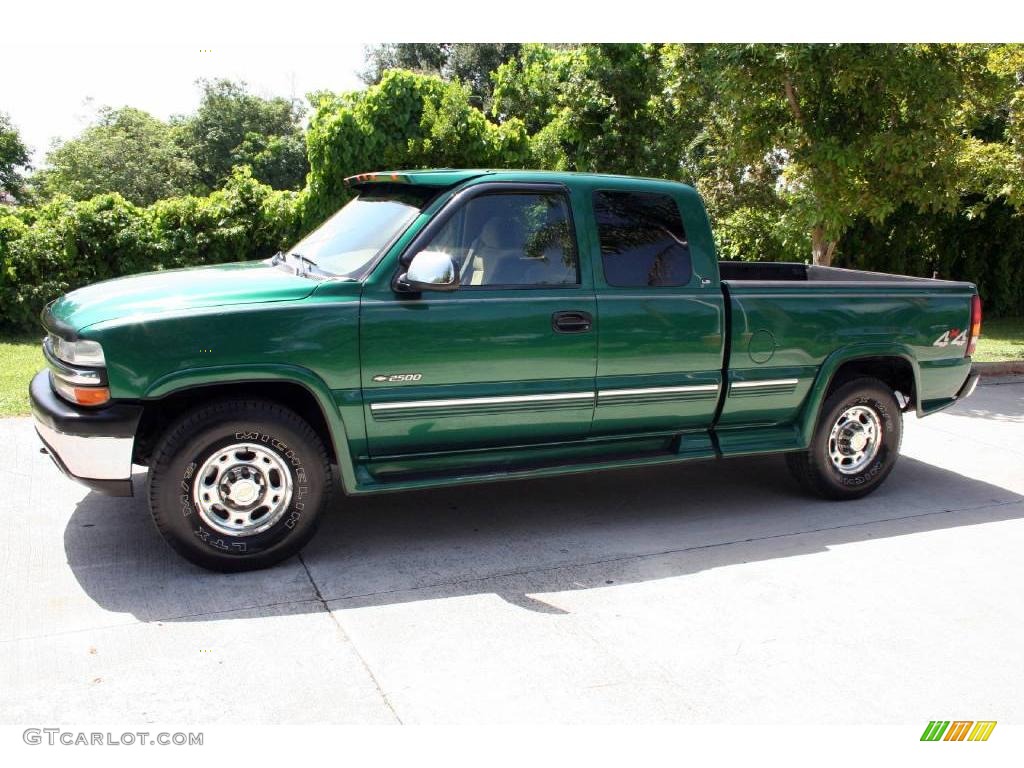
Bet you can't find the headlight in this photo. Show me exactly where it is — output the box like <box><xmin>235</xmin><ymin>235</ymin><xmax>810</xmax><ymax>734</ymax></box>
<box><xmin>43</xmin><ymin>334</ymin><xmax>110</xmax><ymax>407</ymax></box>
<box><xmin>48</xmin><ymin>334</ymin><xmax>106</xmax><ymax>367</ymax></box>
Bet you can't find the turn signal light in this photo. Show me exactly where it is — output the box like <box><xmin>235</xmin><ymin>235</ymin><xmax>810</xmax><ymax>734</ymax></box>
<box><xmin>966</xmin><ymin>294</ymin><xmax>982</xmax><ymax>357</ymax></box>
<box><xmin>73</xmin><ymin>387</ymin><xmax>110</xmax><ymax>406</ymax></box>
<box><xmin>50</xmin><ymin>373</ymin><xmax>110</xmax><ymax>407</ymax></box>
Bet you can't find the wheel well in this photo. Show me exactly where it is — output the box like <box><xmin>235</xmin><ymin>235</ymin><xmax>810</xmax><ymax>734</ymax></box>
<box><xmin>826</xmin><ymin>356</ymin><xmax>916</xmax><ymax>409</ymax></box>
<box><xmin>133</xmin><ymin>381</ymin><xmax>337</xmax><ymax>466</ymax></box>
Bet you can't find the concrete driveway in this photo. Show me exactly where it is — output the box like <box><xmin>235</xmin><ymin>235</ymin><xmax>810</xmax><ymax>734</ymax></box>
<box><xmin>1</xmin><ymin>379</ymin><xmax>1022</xmax><ymax>725</ymax></box>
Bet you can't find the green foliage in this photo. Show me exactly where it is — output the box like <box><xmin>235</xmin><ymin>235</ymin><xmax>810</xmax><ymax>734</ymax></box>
<box><xmin>956</xmin><ymin>45</ymin><xmax>1024</xmax><ymax>211</ymax></box>
<box><xmin>0</xmin><ymin>112</ymin><xmax>31</xmax><ymax>202</ymax></box>
<box><xmin>971</xmin><ymin>317</ymin><xmax>1024</xmax><ymax>362</ymax></box>
<box><xmin>839</xmin><ymin>201</ymin><xmax>1024</xmax><ymax>317</ymax></box>
<box><xmin>28</xmin><ymin>80</ymin><xmax>309</xmax><ymax>206</ymax></box>
<box><xmin>663</xmin><ymin>44</ymin><xmax>994</xmax><ymax>264</ymax></box>
<box><xmin>361</xmin><ymin>44</ymin><xmax>524</xmax><ymax>107</ymax></box>
<box><xmin>175</xmin><ymin>79</ymin><xmax>309</xmax><ymax>192</ymax></box>
<box><xmin>0</xmin><ymin>334</ymin><xmax>41</xmax><ymax>417</ymax></box>
<box><xmin>303</xmin><ymin>69</ymin><xmax>529</xmax><ymax>227</ymax></box>
<box><xmin>0</xmin><ymin>168</ymin><xmax>300</xmax><ymax>330</ymax></box>
<box><xmin>32</xmin><ymin>107</ymin><xmax>195</xmax><ymax>206</ymax></box>
<box><xmin>5</xmin><ymin>42</ymin><xmax>1024</xmax><ymax>332</ymax></box>
<box><xmin>493</xmin><ymin>44</ymin><xmax>691</xmax><ymax>179</ymax></box>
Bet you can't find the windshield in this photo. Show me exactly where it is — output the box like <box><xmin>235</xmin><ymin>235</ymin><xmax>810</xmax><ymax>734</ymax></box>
<box><xmin>286</xmin><ymin>186</ymin><xmax>438</xmax><ymax>277</ymax></box>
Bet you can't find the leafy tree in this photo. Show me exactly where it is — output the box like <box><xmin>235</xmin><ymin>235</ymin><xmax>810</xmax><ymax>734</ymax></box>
<box><xmin>175</xmin><ymin>79</ymin><xmax>308</xmax><ymax>191</ymax></box>
<box><xmin>33</xmin><ymin>107</ymin><xmax>195</xmax><ymax>206</ymax></box>
<box><xmin>360</xmin><ymin>44</ymin><xmax>449</xmax><ymax>83</ymax></box>
<box><xmin>955</xmin><ymin>44</ymin><xmax>1024</xmax><ymax>211</ymax></box>
<box><xmin>492</xmin><ymin>44</ymin><xmax>699</xmax><ymax>180</ymax></box>
<box><xmin>361</xmin><ymin>44</ymin><xmax>524</xmax><ymax>107</ymax></box>
<box><xmin>304</xmin><ymin>69</ymin><xmax>529</xmax><ymax>226</ymax></box>
<box><xmin>0</xmin><ymin>112</ymin><xmax>32</xmax><ymax>202</ymax></box>
<box><xmin>675</xmin><ymin>44</ymin><xmax>985</xmax><ymax>265</ymax></box>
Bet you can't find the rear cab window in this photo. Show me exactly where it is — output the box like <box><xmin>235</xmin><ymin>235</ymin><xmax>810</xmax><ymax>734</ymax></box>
<box><xmin>592</xmin><ymin>190</ymin><xmax>692</xmax><ymax>287</ymax></box>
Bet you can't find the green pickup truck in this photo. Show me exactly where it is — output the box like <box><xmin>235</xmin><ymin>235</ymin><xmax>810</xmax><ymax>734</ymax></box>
<box><xmin>31</xmin><ymin>169</ymin><xmax>982</xmax><ymax>571</ymax></box>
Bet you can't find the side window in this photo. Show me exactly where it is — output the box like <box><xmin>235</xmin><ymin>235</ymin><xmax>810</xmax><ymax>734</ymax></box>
<box><xmin>593</xmin><ymin>190</ymin><xmax>692</xmax><ymax>287</ymax></box>
<box><xmin>417</xmin><ymin>192</ymin><xmax>579</xmax><ymax>287</ymax></box>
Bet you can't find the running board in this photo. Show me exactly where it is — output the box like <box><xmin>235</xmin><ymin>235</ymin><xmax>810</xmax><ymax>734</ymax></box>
<box><xmin>350</xmin><ymin>426</ymin><xmax>806</xmax><ymax>494</ymax></box>
<box><xmin>357</xmin><ymin>432</ymin><xmax>717</xmax><ymax>492</ymax></box>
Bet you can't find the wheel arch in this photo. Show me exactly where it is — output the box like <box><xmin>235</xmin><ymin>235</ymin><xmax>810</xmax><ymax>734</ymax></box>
<box><xmin>797</xmin><ymin>345</ymin><xmax>922</xmax><ymax>447</ymax></box>
<box><xmin>135</xmin><ymin>365</ymin><xmax>360</xmax><ymax>494</ymax></box>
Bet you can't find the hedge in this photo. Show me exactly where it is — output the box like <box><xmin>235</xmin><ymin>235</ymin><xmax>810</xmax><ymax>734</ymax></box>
<box><xmin>837</xmin><ymin>201</ymin><xmax>1024</xmax><ymax>318</ymax></box>
<box><xmin>4</xmin><ymin>178</ymin><xmax>1022</xmax><ymax>333</ymax></box>
<box><xmin>0</xmin><ymin>168</ymin><xmax>301</xmax><ymax>331</ymax></box>
<box><xmin>0</xmin><ymin>69</ymin><xmax>536</xmax><ymax>333</ymax></box>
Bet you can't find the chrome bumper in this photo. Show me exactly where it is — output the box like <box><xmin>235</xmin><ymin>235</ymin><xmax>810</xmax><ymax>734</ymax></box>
<box><xmin>34</xmin><ymin>419</ymin><xmax>134</xmax><ymax>481</ymax></box>
<box><xmin>956</xmin><ymin>372</ymin><xmax>981</xmax><ymax>401</ymax></box>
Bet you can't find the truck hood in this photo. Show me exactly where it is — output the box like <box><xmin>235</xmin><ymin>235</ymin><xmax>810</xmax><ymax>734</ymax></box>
<box><xmin>49</xmin><ymin>261</ymin><xmax>319</xmax><ymax>331</ymax></box>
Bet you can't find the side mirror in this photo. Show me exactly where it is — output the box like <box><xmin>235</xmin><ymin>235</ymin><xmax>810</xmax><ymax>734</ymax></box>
<box><xmin>397</xmin><ymin>250</ymin><xmax>459</xmax><ymax>292</ymax></box>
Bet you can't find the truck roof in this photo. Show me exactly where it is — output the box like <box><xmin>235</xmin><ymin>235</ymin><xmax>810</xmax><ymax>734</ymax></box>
<box><xmin>344</xmin><ymin>168</ymin><xmax>698</xmax><ymax>191</ymax></box>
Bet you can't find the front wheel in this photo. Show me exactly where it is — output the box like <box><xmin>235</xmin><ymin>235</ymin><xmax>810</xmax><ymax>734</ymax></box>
<box><xmin>147</xmin><ymin>399</ymin><xmax>332</xmax><ymax>572</ymax></box>
<box><xmin>786</xmin><ymin>377</ymin><xmax>903</xmax><ymax>500</ymax></box>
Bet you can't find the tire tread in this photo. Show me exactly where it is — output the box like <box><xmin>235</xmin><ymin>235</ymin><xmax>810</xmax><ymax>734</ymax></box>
<box><xmin>147</xmin><ymin>398</ymin><xmax>332</xmax><ymax>571</ymax></box>
<box><xmin>786</xmin><ymin>377</ymin><xmax>902</xmax><ymax>500</ymax></box>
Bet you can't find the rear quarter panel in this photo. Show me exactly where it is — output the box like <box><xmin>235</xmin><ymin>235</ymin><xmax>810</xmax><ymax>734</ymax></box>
<box><xmin>720</xmin><ymin>281</ymin><xmax>975</xmax><ymax>431</ymax></box>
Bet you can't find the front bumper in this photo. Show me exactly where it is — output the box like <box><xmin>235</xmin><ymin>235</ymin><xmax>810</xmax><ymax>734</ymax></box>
<box><xmin>29</xmin><ymin>370</ymin><xmax>143</xmax><ymax>496</ymax></box>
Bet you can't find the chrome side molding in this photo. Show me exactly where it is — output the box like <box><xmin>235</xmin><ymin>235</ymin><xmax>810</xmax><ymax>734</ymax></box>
<box><xmin>370</xmin><ymin>391</ymin><xmax>595</xmax><ymax>413</ymax></box>
<box><xmin>598</xmin><ymin>384</ymin><xmax>719</xmax><ymax>398</ymax></box>
<box><xmin>729</xmin><ymin>378</ymin><xmax>799</xmax><ymax>390</ymax></box>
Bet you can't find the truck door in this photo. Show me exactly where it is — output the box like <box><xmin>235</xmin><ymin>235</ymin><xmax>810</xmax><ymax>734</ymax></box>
<box><xmin>588</xmin><ymin>186</ymin><xmax>725</xmax><ymax>437</ymax></box>
<box><xmin>360</xmin><ymin>183</ymin><xmax>598</xmax><ymax>456</ymax></box>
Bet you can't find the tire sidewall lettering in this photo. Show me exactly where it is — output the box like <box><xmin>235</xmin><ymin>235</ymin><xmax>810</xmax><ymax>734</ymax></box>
<box><xmin>829</xmin><ymin>391</ymin><xmax>896</xmax><ymax>488</ymax></box>
<box><xmin>179</xmin><ymin>429</ymin><xmax>309</xmax><ymax>552</ymax></box>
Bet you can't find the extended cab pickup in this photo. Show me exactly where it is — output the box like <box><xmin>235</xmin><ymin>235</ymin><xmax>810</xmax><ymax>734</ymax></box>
<box><xmin>31</xmin><ymin>169</ymin><xmax>982</xmax><ymax>571</ymax></box>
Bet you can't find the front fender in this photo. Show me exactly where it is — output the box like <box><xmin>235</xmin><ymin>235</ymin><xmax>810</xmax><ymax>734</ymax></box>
<box><xmin>145</xmin><ymin>363</ymin><xmax>361</xmax><ymax>494</ymax></box>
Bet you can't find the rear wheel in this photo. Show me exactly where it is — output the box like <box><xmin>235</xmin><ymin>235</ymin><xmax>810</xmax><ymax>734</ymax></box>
<box><xmin>147</xmin><ymin>399</ymin><xmax>332</xmax><ymax>572</ymax></box>
<box><xmin>786</xmin><ymin>377</ymin><xmax>902</xmax><ymax>500</ymax></box>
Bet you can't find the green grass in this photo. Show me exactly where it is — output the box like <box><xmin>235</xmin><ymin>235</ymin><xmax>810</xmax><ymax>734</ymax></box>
<box><xmin>974</xmin><ymin>317</ymin><xmax>1024</xmax><ymax>363</ymax></box>
<box><xmin>0</xmin><ymin>317</ymin><xmax>1021</xmax><ymax>418</ymax></box>
<box><xmin>0</xmin><ymin>334</ymin><xmax>43</xmax><ymax>417</ymax></box>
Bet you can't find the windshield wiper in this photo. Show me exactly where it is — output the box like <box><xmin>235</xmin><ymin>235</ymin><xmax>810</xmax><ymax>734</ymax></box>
<box><xmin>269</xmin><ymin>251</ymin><xmax>329</xmax><ymax>278</ymax></box>
<box><xmin>289</xmin><ymin>252</ymin><xmax>319</xmax><ymax>273</ymax></box>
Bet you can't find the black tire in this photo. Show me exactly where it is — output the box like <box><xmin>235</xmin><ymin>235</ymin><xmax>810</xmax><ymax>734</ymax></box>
<box><xmin>786</xmin><ymin>377</ymin><xmax>903</xmax><ymax>500</ymax></box>
<box><xmin>147</xmin><ymin>399</ymin><xmax>332</xmax><ymax>572</ymax></box>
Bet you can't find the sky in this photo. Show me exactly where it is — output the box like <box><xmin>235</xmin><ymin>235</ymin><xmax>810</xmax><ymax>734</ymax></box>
<box><xmin>4</xmin><ymin>0</ymin><xmax>1017</xmax><ymax>168</ymax></box>
<box><xmin>3</xmin><ymin>45</ymin><xmax>368</xmax><ymax>166</ymax></box>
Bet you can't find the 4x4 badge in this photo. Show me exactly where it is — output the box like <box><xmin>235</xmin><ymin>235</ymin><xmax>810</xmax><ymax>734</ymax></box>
<box><xmin>933</xmin><ymin>329</ymin><xmax>967</xmax><ymax>347</ymax></box>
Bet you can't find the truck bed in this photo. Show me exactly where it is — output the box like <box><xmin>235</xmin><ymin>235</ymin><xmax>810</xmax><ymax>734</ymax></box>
<box><xmin>718</xmin><ymin>261</ymin><xmax>966</xmax><ymax>286</ymax></box>
<box><xmin>713</xmin><ymin>260</ymin><xmax>976</xmax><ymax>438</ymax></box>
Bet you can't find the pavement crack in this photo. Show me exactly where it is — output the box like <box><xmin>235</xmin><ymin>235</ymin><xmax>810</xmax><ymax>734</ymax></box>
<box><xmin>298</xmin><ymin>552</ymin><xmax>403</xmax><ymax>724</ymax></box>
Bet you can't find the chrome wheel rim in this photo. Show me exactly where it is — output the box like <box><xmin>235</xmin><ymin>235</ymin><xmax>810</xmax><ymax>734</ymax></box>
<box><xmin>828</xmin><ymin>405</ymin><xmax>882</xmax><ymax>475</ymax></box>
<box><xmin>192</xmin><ymin>443</ymin><xmax>293</xmax><ymax>537</ymax></box>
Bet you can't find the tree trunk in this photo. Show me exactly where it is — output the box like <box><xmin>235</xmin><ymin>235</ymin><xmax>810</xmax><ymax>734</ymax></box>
<box><xmin>811</xmin><ymin>225</ymin><xmax>837</xmax><ymax>266</ymax></box>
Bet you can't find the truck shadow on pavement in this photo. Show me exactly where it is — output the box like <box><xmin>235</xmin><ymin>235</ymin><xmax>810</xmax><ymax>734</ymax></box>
<box><xmin>64</xmin><ymin>447</ymin><xmax>1024</xmax><ymax>621</ymax></box>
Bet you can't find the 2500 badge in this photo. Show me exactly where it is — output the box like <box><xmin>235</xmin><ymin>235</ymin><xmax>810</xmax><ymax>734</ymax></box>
<box><xmin>371</xmin><ymin>373</ymin><xmax>423</xmax><ymax>383</ymax></box>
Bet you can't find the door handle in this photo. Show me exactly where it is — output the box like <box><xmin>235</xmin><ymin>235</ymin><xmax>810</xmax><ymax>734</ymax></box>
<box><xmin>551</xmin><ymin>311</ymin><xmax>593</xmax><ymax>334</ymax></box>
